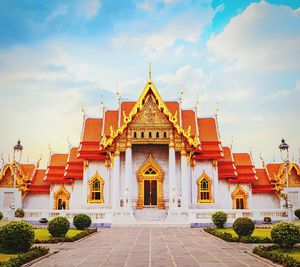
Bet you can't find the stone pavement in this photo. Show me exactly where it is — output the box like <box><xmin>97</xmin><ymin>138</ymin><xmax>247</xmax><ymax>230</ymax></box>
<box><xmin>33</xmin><ymin>227</ymin><xmax>274</xmax><ymax>267</ymax></box>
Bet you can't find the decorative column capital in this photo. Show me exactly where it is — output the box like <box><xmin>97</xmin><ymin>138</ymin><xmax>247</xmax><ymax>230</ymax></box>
<box><xmin>169</xmin><ymin>130</ymin><xmax>175</xmax><ymax>148</ymax></box>
<box><xmin>181</xmin><ymin>142</ymin><xmax>187</xmax><ymax>156</ymax></box>
<box><xmin>126</xmin><ymin>129</ymin><xmax>132</xmax><ymax>148</ymax></box>
<box><xmin>114</xmin><ymin>143</ymin><xmax>120</xmax><ymax>156</ymax></box>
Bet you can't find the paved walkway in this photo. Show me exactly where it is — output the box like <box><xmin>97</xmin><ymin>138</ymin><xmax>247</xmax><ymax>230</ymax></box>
<box><xmin>33</xmin><ymin>227</ymin><xmax>274</xmax><ymax>267</ymax></box>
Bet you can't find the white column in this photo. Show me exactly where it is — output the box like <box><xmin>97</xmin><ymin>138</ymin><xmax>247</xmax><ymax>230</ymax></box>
<box><xmin>112</xmin><ymin>146</ymin><xmax>120</xmax><ymax>210</ymax></box>
<box><xmin>124</xmin><ymin>130</ymin><xmax>133</xmax><ymax>210</ymax></box>
<box><xmin>181</xmin><ymin>143</ymin><xmax>189</xmax><ymax>210</ymax></box>
<box><xmin>168</xmin><ymin>130</ymin><xmax>177</xmax><ymax>210</ymax></box>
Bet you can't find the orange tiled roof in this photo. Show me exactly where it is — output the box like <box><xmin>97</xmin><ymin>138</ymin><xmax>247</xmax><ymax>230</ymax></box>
<box><xmin>64</xmin><ymin>147</ymin><xmax>84</xmax><ymax>180</ymax></box>
<box><xmin>266</xmin><ymin>163</ymin><xmax>281</xmax><ymax>179</ymax></box>
<box><xmin>165</xmin><ymin>102</ymin><xmax>180</xmax><ymax>121</ymax></box>
<box><xmin>78</xmin><ymin>118</ymin><xmax>106</xmax><ymax>160</ymax></box>
<box><xmin>121</xmin><ymin>102</ymin><xmax>135</xmax><ymax>122</ymax></box>
<box><xmin>181</xmin><ymin>110</ymin><xmax>196</xmax><ymax>136</ymax></box>
<box><xmin>27</xmin><ymin>169</ymin><xmax>50</xmax><ymax>194</ymax></box>
<box><xmin>218</xmin><ymin>147</ymin><xmax>238</xmax><ymax>179</ymax></box>
<box><xmin>45</xmin><ymin>153</ymin><xmax>71</xmax><ymax>183</ymax></box>
<box><xmin>195</xmin><ymin>117</ymin><xmax>223</xmax><ymax>159</ymax></box>
<box><xmin>104</xmin><ymin>110</ymin><xmax>118</xmax><ymax>136</ymax></box>
<box><xmin>229</xmin><ymin>153</ymin><xmax>257</xmax><ymax>183</ymax></box>
<box><xmin>252</xmin><ymin>168</ymin><xmax>275</xmax><ymax>193</ymax></box>
<box><xmin>19</xmin><ymin>164</ymin><xmax>35</xmax><ymax>179</ymax></box>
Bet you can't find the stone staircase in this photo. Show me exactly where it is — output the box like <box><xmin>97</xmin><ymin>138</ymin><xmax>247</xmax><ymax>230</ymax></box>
<box><xmin>134</xmin><ymin>208</ymin><xmax>167</xmax><ymax>221</ymax></box>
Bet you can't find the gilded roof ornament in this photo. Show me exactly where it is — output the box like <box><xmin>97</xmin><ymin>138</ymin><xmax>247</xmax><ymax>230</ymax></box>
<box><xmin>149</xmin><ymin>62</ymin><xmax>152</xmax><ymax>80</ymax></box>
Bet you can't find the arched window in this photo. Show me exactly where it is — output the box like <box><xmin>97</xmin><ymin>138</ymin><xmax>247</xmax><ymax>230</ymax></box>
<box><xmin>196</xmin><ymin>171</ymin><xmax>212</xmax><ymax>203</ymax></box>
<box><xmin>149</xmin><ymin>132</ymin><xmax>152</xmax><ymax>138</ymax></box>
<box><xmin>88</xmin><ymin>171</ymin><xmax>104</xmax><ymax>204</ymax></box>
<box><xmin>144</xmin><ymin>167</ymin><xmax>157</xmax><ymax>175</ymax></box>
<box><xmin>156</xmin><ymin>132</ymin><xmax>159</xmax><ymax>138</ymax></box>
<box><xmin>141</xmin><ymin>131</ymin><xmax>144</xmax><ymax>138</ymax></box>
<box><xmin>232</xmin><ymin>185</ymin><xmax>248</xmax><ymax>209</ymax></box>
<box><xmin>134</xmin><ymin>131</ymin><xmax>137</xmax><ymax>138</ymax></box>
<box><xmin>163</xmin><ymin>132</ymin><xmax>167</xmax><ymax>138</ymax></box>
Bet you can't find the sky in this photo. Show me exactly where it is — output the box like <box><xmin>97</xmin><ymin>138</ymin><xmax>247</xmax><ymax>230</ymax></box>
<box><xmin>0</xmin><ymin>0</ymin><xmax>299</xmax><ymax>168</ymax></box>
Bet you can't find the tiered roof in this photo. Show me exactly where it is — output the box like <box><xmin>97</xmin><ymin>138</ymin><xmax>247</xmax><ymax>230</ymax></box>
<box><xmin>64</xmin><ymin>147</ymin><xmax>84</xmax><ymax>180</ymax></box>
<box><xmin>44</xmin><ymin>154</ymin><xmax>70</xmax><ymax>183</ymax></box>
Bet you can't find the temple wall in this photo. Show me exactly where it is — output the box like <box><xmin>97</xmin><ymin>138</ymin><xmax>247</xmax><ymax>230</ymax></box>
<box><xmin>0</xmin><ymin>188</ymin><xmax>22</xmax><ymax>209</ymax></box>
<box><xmin>23</xmin><ymin>194</ymin><xmax>50</xmax><ymax>209</ymax></box>
<box><xmin>252</xmin><ymin>193</ymin><xmax>280</xmax><ymax>209</ymax></box>
<box><xmin>69</xmin><ymin>180</ymin><xmax>83</xmax><ymax>209</ymax></box>
<box><xmin>128</xmin><ymin>144</ymin><xmax>173</xmax><ymax>208</ymax></box>
<box><xmin>191</xmin><ymin>160</ymin><xmax>218</xmax><ymax>208</ymax></box>
<box><xmin>82</xmin><ymin>160</ymin><xmax>110</xmax><ymax>208</ymax></box>
<box><xmin>218</xmin><ymin>179</ymin><xmax>232</xmax><ymax>209</ymax></box>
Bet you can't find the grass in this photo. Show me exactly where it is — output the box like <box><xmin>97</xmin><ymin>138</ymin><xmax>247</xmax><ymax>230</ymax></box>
<box><xmin>215</xmin><ymin>228</ymin><xmax>272</xmax><ymax>239</ymax></box>
<box><xmin>34</xmin><ymin>229</ymin><xmax>83</xmax><ymax>241</ymax></box>
<box><xmin>274</xmin><ymin>247</ymin><xmax>300</xmax><ymax>261</ymax></box>
<box><xmin>0</xmin><ymin>248</ymin><xmax>19</xmax><ymax>262</ymax></box>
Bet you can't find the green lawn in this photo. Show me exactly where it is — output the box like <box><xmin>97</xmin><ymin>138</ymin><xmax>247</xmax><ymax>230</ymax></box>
<box><xmin>215</xmin><ymin>228</ymin><xmax>272</xmax><ymax>239</ymax></box>
<box><xmin>0</xmin><ymin>248</ymin><xmax>19</xmax><ymax>262</ymax></box>
<box><xmin>34</xmin><ymin>229</ymin><xmax>83</xmax><ymax>241</ymax></box>
<box><xmin>274</xmin><ymin>247</ymin><xmax>300</xmax><ymax>261</ymax></box>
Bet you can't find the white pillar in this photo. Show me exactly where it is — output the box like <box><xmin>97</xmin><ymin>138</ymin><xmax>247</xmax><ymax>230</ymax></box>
<box><xmin>124</xmin><ymin>130</ymin><xmax>133</xmax><ymax>210</ymax></box>
<box><xmin>181</xmin><ymin>143</ymin><xmax>189</xmax><ymax>210</ymax></box>
<box><xmin>112</xmin><ymin>146</ymin><xmax>120</xmax><ymax>211</ymax></box>
<box><xmin>168</xmin><ymin>130</ymin><xmax>177</xmax><ymax>210</ymax></box>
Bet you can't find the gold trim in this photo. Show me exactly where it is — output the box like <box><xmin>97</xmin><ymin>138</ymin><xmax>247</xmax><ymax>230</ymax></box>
<box><xmin>88</xmin><ymin>171</ymin><xmax>104</xmax><ymax>204</ymax></box>
<box><xmin>196</xmin><ymin>171</ymin><xmax>213</xmax><ymax>203</ymax></box>
<box><xmin>54</xmin><ymin>185</ymin><xmax>70</xmax><ymax>210</ymax></box>
<box><xmin>102</xmin><ymin>79</ymin><xmax>199</xmax><ymax>148</ymax></box>
<box><xmin>136</xmin><ymin>154</ymin><xmax>164</xmax><ymax>209</ymax></box>
<box><xmin>232</xmin><ymin>184</ymin><xmax>248</xmax><ymax>209</ymax></box>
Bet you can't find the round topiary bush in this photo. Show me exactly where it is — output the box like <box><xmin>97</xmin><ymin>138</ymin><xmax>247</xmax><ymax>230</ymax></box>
<box><xmin>48</xmin><ymin>216</ymin><xmax>70</xmax><ymax>237</ymax></box>
<box><xmin>0</xmin><ymin>221</ymin><xmax>34</xmax><ymax>252</ymax></box>
<box><xmin>15</xmin><ymin>208</ymin><xmax>25</xmax><ymax>218</ymax></box>
<box><xmin>0</xmin><ymin>211</ymin><xmax>3</xmax><ymax>220</ymax></box>
<box><xmin>73</xmin><ymin>214</ymin><xmax>92</xmax><ymax>230</ymax></box>
<box><xmin>212</xmin><ymin>211</ymin><xmax>228</xmax><ymax>228</ymax></box>
<box><xmin>271</xmin><ymin>222</ymin><xmax>300</xmax><ymax>249</ymax></box>
<box><xmin>233</xmin><ymin>217</ymin><xmax>255</xmax><ymax>238</ymax></box>
<box><xmin>294</xmin><ymin>209</ymin><xmax>300</xmax><ymax>219</ymax></box>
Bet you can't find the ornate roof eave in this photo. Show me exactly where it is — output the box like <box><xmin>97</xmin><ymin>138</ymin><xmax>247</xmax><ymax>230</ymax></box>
<box><xmin>102</xmin><ymin>78</ymin><xmax>199</xmax><ymax>149</ymax></box>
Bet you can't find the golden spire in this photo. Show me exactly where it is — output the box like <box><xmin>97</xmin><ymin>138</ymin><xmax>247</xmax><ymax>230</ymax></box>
<box><xmin>259</xmin><ymin>153</ymin><xmax>265</xmax><ymax>168</ymax></box>
<box><xmin>180</xmin><ymin>84</ymin><xmax>184</xmax><ymax>104</ymax></box>
<box><xmin>230</xmin><ymin>136</ymin><xmax>234</xmax><ymax>150</ymax></box>
<box><xmin>67</xmin><ymin>136</ymin><xmax>71</xmax><ymax>147</ymax></box>
<box><xmin>215</xmin><ymin>102</ymin><xmax>220</xmax><ymax>117</ymax></box>
<box><xmin>149</xmin><ymin>62</ymin><xmax>152</xmax><ymax>79</ymax></box>
<box><xmin>250</xmin><ymin>142</ymin><xmax>253</xmax><ymax>156</ymax></box>
<box><xmin>37</xmin><ymin>154</ymin><xmax>42</xmax><ymax>168</ymax></box>
<box><xmin>81</xmin><ymin>103</ymin><xmax>86</xmax><ymax>116</ymax></box>
<box><xmin>100</xmin><ymin>95</ymin><xmax>104</xmax><ymax>117</ymax></box>
<box><xmin>116</xmin><ymin>86</ymin><xmax>120</xmax><ymax>104</ymax></box>
<box><xmin>194</xmin><ymin>95</ymin><xmax>200</xmax><ymax>114</ymax></box>
<box><xmin>48</xmin><ymin>144</ymin><xmax>52</xmax><ymax>153</ymax></box>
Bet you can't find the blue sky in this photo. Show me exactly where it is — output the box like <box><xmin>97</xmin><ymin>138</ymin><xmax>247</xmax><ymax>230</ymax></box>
<box><xmin>0</xmin><ymin>0</ymin><xmax>299</xmax><ymax>167</ymax></box>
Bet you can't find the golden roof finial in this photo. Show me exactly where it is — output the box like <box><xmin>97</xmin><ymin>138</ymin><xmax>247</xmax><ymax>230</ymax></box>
<box><xmin>37</xmin><ymin>154</ymin><xmax>42</xmax><ymax>168</ymax></box>
<box><xmin>67</xmin><ymin>136</ymin><xmax>71</xmax><ymax>147</ymax></box>
<box><xmin>259</xmin><ymin>153</ymin><xmax>265</xmax><ymax>168</ymax></box>
<box><xmin>194</xmin><ymin>95</ymin><xmax>200</xmax><ymax>114</ymax></box>
<box><xmin>180</xmin><ymin>84</ymin><xmax>184</xmax><ymax>104</ymax></box>
<box><xmin>250</xmin><ymin>142</ymin><xmax>253</xmax><ymax>156</ymax></box>
<box><xmin>230</xmin><ymin>136</ymin><xmax>234</xmax><ymax>150</ymax></box>
<box><xmin>48</xmin><ymin>144</ymin><xmax>52</xmax><ymax>153</ymax></box>
<box><xmin>1</xmin><ymin>153</ymin><xmax>4</xmax><ymax>169</ymax></box>
<box><xmin>149</xmin><ymin>61</ymin><xmax>152</xmax><ymax>79</ymax></box>
<box><xmin>216</xmin><ymin>102</ymin><xmax>220</xmax><ymax>117</ymax></box>
<box><xmin>81</xmin><ymin>103</ymin><xmax>86</xmax><ymax>116</ymax></box>
<box><xmin>116</xmin><ymin>86</ymin><xmax>120</xmax><ymax>104</ymax></box>
<box><xmin>100</xmin><ymin>95</ymin><xmax>104</xmax><ymax>116</ymax></box>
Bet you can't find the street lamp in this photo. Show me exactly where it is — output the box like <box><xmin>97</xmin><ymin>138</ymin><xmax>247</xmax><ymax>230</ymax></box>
<box><xmin>278</xmin><ymin>138</ymin><xmax>293</xmax><ymax>221</ymax></box>
<box><xmin>11</xmin><ymin>139</ymin><xmax>23</xmax><ymax>220</ymax></box>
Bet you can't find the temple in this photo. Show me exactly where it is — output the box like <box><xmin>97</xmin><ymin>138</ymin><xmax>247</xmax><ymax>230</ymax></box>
<box><xmin>1</xmin><ymin>75</ymin><xmax>300</xmax><ymax>224</ymax></box>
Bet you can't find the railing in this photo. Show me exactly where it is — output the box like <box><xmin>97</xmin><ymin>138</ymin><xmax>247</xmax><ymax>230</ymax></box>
<box><xmin>190</xmin><ymin>209</ymin><xmax>288</xmax><ymax>223</ymax></box>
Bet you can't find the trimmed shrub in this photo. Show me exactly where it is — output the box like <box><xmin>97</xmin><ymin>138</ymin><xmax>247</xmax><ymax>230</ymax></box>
<box><xmin>73</xmin><ymin>214</ymin><xmax>92</xmax><ymax>230</ymax></box>
<box><xmin>0</xmin><ymin>211</ymin><xmax>3</xmax><ymax>220</ymax></box>
<box><xmin>0</xmin><ymin>221</ymin><xmax>34</xmax><ymax>252</ymax></box>
<box><xmin>15</xmin><ymin>208</ymin><xmax>24</xmax><ymax>218</ymax></box>
<box><xmin>294</xmin><ymin>209</ymin><xmax>300</xmax><ymax>219</ymax></box>
<box><xmin>211</xmin><ymin>211</ymin><xmax>227</xmax><ymax>228</ymax></box>
<box><xmin>48</xmin><ymin>217</ymin><xmax>70</xmax><ymax>238</ymax></box>
<box><xmin>271</xmin><ymin>222</ymin><xmax>300</xmax><ymax>249</ymax></box>
<box><xmin>233</xmin><ymin>217</ymin><xmax>255</xmax><ymax>238</ymax></box>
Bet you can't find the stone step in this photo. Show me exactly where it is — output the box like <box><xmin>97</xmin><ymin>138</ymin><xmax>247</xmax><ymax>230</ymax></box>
<box><xmin>134</xmin><ymin>208</ymin><xmax>167</xmax><ymax>221</ymax></box>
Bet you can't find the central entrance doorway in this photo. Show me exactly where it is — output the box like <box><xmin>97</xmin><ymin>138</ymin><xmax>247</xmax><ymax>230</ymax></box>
<box><xmin>137</xmin><ymin>154</ymin><xmax>164</xmax><ymax>209</ymax></box>
<box><xmin>144</xmin><ymin>180</ymin><xmax>157</xmax><ymax>206</ymax></box>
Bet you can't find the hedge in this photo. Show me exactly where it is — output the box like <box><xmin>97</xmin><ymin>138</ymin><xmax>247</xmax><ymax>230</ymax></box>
<box><xmin>34</xmin><ymin>228</ymin><xmax>97</xmax><ymax>244</ymax></box>
<box><xmin>253</xmin><ymin>245</ymin><xmax>300</xmax><ymax>267</ymax></box>
<box><xmin>0</xmin><ymin>246</ymin><xmax>49</xmax><ymax>267</ymax></box>
<box><xmin>204</xmin><ymin>228</ymin><xmax>272</xmax><ymax>243</ymax></box>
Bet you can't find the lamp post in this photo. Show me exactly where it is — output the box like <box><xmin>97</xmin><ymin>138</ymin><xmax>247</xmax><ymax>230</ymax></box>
<box><xmin>11</xmin><ymin>139</ymin><xmax>23</xmax><ymax>220</ymax></box>
<box><xmin>279</xmin><ymin>138</ymin><xmax>293</xmax><ymax>221</ymax></box>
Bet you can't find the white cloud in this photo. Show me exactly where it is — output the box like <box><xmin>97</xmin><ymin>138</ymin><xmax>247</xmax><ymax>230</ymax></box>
<box><xmin>207</xmin><ymin>2</ymin><xmax>300</xmax><ymax>71</ymax></box>
<box><xmin>112</xmin><ymin>15</ymin><xmax>208</xmax><ymax>58</ymax></box>
<box><xmin>46</xmin><ymin>5</ymin><xmax>69</xmax><ymax>21</ymax></box>
<box><xmin>136</xmin><ymin>0</ymin><xmax>179</xmax><ymax>11</ymax></box>
<box><xmin>76</xmin><ymin>0</ymin><xmax>101</xmax><ymax>20</ymax></box>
